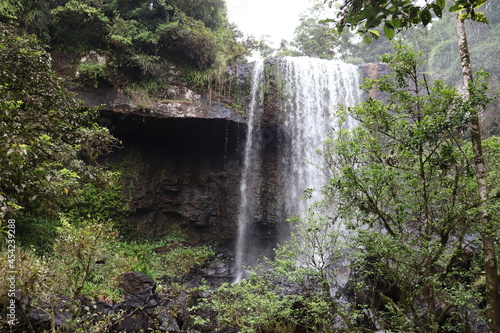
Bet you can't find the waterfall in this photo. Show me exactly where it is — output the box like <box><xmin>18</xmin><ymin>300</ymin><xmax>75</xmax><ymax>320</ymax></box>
<box><xmin>279</xmin><ymin>56</ymin><xmax>361</xmax><ymax>217</ymax></box>
<box><xmin>278</xmin><ymin>57</ymin><xmax>362</xmax><ymax>291</ymax></box>
<box><xmin>234</xmin><ymin>57</ymin><xmax>361</xmax><ymax>281</ymax></box>
<box><xmin>234</xmin><ymin>61</ymin><xmax>265</xmax><ymax>282</ymax></box>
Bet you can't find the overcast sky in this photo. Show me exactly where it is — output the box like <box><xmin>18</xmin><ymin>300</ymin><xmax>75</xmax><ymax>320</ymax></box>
<box><xmin>225</xmin><ymin>0</ymin><xmax>314</xmax><ymax>46</ymax></box>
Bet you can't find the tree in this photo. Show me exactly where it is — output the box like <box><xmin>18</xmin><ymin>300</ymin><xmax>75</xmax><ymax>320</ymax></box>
<box><xmin>0</xmin><ymin>24</ymin><xmax>116</xmax><ymax>221</ymax></box>
<box><xmin>284</xmin><ymin>197</ymin><xmax>346</xmax><ymax>294</ymax></box>
<box><xmin>324</xmin><ymin>43</ymin><xmax>495</xmax><ymax>331</ymax></box>
<box><xmin>292</xmin><ymin>12</ymin><xmax>338</xmax><ymax>59</ymax></box>
<box><xmin>332</xmin><ymin>1</ymin><xmax>500</xmax><ymax>330</ymax></box>
<box><xmin>1</xmin><ymin>0</ymin><xmax>252</xmax><ymax>89</ymax></box>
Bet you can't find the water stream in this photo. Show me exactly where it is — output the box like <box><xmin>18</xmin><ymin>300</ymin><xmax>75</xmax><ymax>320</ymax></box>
<box><xmin>234</xmin><ymin>61</ymin><xmax>265</xmax><ymax>282</ymax></box>
<box><xmin>234</xmin><ymin>57</ymin><xmax>361</xmax><ymax>281</ymax></box>
<box><xmin>279</xmin><ymin>57</ymin><xmax>361</xmax><ymax>217</ymax></box>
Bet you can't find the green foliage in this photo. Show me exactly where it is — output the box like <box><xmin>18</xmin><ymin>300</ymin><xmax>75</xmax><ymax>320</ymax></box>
<box><xmin>0</xmin><ymin>24</ymin><xmax>117</xmax><ymax>221</ymax></box>
<box><xmin>195</xmin><ymin>277</ymin><xmax>296</xmax><ymax>332</ymax></box>
<box><xmin>283</xmin><ymin>198</ymin><xmax>346</xmax><ymax>289</ymax></box>
<box><xmin>162</xmin><ymin>244</ymin><xmax>214</xmax><ymax>276</ymax></box>
<box><xmin>0</xmin><ymin>0</ymin><xmax>21</xmax><ymax>21</ymax></box>
<box><xmin>321</xmin><ymin>44</ymin><xmax>495</xmax><ymax>331</ymax></box>
<box><xmin>15</xmin><ymin>213</ymin><xmax>62</xmax><ymax>255</ymax></box>
<box><xmin>76</xmin><ymin>62</ymin><xmax>108</xmax><ymax>88</ymax></box>
<box><xmin>170</xmin><ymin>0</ymin><xmax>228</xmax><ymax>30</ymax></box>
<box><xmin>50</xmin><ymin>0</ymin><xmax>110</xmax><ymax>53</ymax></box>
<box><xmin>292</xmin><ymin>11</ymin><xmax>337</xmax><ymax>59</ymax></box>
<box><xmin>3</xmin><ymin>0</ymin><xmax>252</xmax><ymax>89</ymax></box>
<box><xmin>117</xmin><ymin>240</ymin><xmax>165</xmax><ymax>279</ymax></box>
<box><xmin>53</xmin><ymin>218</ymin><xmax>128</xmax><ymax>299</ymax></box>
<box><xmin>62</xmin><ymin>180</ymin><xmax>128</xmax><ymax>228</ymax></box>
<box><xmin>0</xmin><ymin>218</ymin><xmax>128</xmax><ymax>304</ymax></box>
<box><xmin>0</xmin><ymin>215</ymin><xmax>215</xmax><ymax>331</ymax></box>
<box><xmin>191</xmin><ymin>269</ymin><xmax>335</xmax><ymax>332</ymax></box>
<box><xmin>483</xmin><ymin>136</ymin><xmax>500</xmax><ymax>225</ymax></box>
<box><xmin>119</xmin><ymin>237</ymin><xmax>214</xmax><ymax>279</ymax></box>
<box><xmin>334</xmin><ymin>0</ymin><xmax>489</xmax><ymax>43</ymax></box>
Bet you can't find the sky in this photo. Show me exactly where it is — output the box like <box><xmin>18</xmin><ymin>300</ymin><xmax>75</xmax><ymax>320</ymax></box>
<box><xmin>225</xmin><ymin>0</ymin><xmax>314</xmax><ymax>47</ymax></box>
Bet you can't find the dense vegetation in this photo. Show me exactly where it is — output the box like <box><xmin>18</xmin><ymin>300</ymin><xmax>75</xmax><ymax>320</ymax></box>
<box><xmin>0</xmin><ymin>23</ymin><xmax>117</xmax><ymax>227</ymax></box>
<box><xmin>0</xmin><ymin>1</ymin><xmax>240</xmax><ymax>330</ymax></box>
<box><xmin>0</xmin><ymin>0</ymin><xmax>251</xmax><ymax>93</ymax></box>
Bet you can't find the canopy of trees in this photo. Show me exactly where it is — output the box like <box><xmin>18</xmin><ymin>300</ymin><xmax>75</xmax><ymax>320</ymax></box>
<box><xmin>0</xmin><ymin>0</ymin><xmax>249</xmax><ymax>87</ymax></box>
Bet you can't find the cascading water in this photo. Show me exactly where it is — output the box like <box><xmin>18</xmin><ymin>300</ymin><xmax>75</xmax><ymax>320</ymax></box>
<box><xmin>278</xmin><ymin>57</ymin><xmax>362</xmax><ymax>291</ymax></box>
<box><xmin>233</xmin><ymin>57</ymin><xmax>361</xmax><ymax>282</ymax></box>
<box><xmin>234</xmin><ymin>61</ymin><xmax>265</xmax><ymax>282</ymax></box>
<box><xmin>279</xmin><ymin>56</ymin><xmax>361</xmax><ymax>217</ymax></box>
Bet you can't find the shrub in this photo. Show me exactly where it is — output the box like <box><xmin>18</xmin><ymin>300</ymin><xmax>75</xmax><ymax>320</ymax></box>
<box><xmin>62</xmin><ymin>180</ymin><xmax>128</xmax><ymax>229</ymax></box>
<box><xmin>53</xmin><ymin>217</ymin><xmax>130</xmax><ymax>299</ymax></box>
<box><xmin>191</xmin><ymin>265</ymin><xmax>336</xmax><ymax>332</ymax></box>
<box><xmin>76</xmin><ymin>62</ymin><xmax>108</xmax><ymax>88</ymax></box>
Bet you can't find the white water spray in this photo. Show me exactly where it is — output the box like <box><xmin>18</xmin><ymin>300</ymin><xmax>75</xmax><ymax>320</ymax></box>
<box><xmin>234</xmin><ymin>61</ymin><xmax>265</xmax><ymax>282</ymax></box>
<box><xmin>278</xmin><ymin>57</ymin><xmax>362</xmax><ymax>293</ymax></box>
<box><xmin>279</xmin><ymin>56</ymin><xmax>361</xmax><ymax>216</ymax></box>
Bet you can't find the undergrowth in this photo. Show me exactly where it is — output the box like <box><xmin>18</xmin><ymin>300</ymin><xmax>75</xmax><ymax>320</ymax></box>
<box><xmin>0</xmin><ymin>217</ymin><xmax>214</xmax><ymax>306</ymax></box>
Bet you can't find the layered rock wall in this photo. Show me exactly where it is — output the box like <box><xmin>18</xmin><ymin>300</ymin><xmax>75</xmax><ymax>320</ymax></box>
<box><xmin>83</xmin><ymin>60</ymin><xmax>379</xmax><ymax>252</ymax></box>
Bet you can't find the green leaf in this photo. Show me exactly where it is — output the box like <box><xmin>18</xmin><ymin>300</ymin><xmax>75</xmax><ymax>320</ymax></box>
<box><xmin>409</xmin><ymin>7</ymin><xmax>420</xmax><ymax>21</ymax></box>
<box><xmin>363</xmin><ymin>35</ymin><xmax>372</xmax><ymax>45</ymax></box>
<box><xmin>459</xmin><ymin>12</ymin><xmax>470</xmax><ymax>20</ymax></box>
<box><xmin>432</xmin><ymin>4</ymin><xmax>443</xmax><ymax>18</ymax></box>
<box><xmin>383</xmin><ymin>23</ymin><xmax>395</xmax><ymax>40</ymax></box>
<box><xmin>420</xmin><ymin>8</ymin><xmax>432</xmax><ymax>26</ymax></box>
<box><xmin>369</xmin><ymin>29</ymin><xmax>380</xmax><ymax>38</ymax></box>
<box><xmin>474</xmin><ymin>12</ymin><xmax>489</xmax><ymax>24</ymax></box>
<box><xmin>475</xmin><ymin>0</ymin><xmax>488</xmax><ymax>9</ymax></box>
<box><xmin>436</xmin><ymin>0</ymin><xmax>446</xmax><ymax>10</ymax></box>
<box><xmin>392</xmin><ymin>18</ymin><xmax>403</xmax><ymax>28</ymax></box>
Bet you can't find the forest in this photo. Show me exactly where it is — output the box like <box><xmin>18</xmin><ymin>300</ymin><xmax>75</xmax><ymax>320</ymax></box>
<box><xmin>1</xmin><ymin>0</ymin><xmax>500</xmax><ymax>332</ymax></box>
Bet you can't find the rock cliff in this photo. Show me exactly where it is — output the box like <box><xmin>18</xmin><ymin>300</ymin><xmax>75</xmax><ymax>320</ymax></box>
<box><xmin>79</xmin><ymin>86</ymin><xmax>247</xmax><ymax>251</ymax></box>
<box><xmin>79</xmin><ymin>59</ymin><xmax>379</xmax><ymax>261</ymax></box>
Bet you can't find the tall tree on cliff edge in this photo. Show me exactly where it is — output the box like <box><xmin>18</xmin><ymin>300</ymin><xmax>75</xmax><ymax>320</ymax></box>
<box><xmin>331</xmin><ymin>0</ymin><xmax>500</xmax><ymax>331</ymax></box>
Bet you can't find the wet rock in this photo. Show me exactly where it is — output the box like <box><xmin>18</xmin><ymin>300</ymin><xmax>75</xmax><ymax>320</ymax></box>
<box><xmin>112</xmin><ymin>273</ymin><xmax>171</xmax><ymax>332</ymax></box>
<box><xmin>120</xmin><ymin>272</ymin><xmax>156</xmax><ymax>296</ymax></box>
<box><xmin>204</xmin><ymin>259</ymin><xmax>230</xmax><ymax>276</ymax></box>
<box><xmin>158</xmin><ymin>306</ymin><xmax>181</xmax><ymax>332</ymax></box>
<box><xmin>76</xmin><ymin>84</ymin><xmax>246</xmax><ymax>123</ymax></box>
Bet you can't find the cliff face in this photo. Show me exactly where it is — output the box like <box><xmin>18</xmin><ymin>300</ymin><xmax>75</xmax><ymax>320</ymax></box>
<box><xmin>77</xmin><ymin>84</ymin><xmax>246</xmax><ymax>124</ymax></box>
<box><xmin>104</xmin><ymin>115</ymin><xmax>244</xmax><ymax>244</ymax></box>
<box><xmin>81</xmin><ymin>60</ymin><xmax>378</xmax><ymax>257</ymax></box>
<box><xmin>80</xmin><ymin>81</ymin><xmax>248</xmax><ymax>249</ymax></box>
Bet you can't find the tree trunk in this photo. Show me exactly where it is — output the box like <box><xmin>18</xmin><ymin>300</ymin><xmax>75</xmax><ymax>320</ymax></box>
<box><xmin>456</xmin><ymin>16</ymin><xmax>500</xmax><ymax>333</ymax></box>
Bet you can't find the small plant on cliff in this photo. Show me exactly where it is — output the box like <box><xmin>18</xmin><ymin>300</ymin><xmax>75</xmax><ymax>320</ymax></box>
<box><xmin>76</xmin><ymin>62</ymin><xmax>107</xmax><ymax>88</ymax></box>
